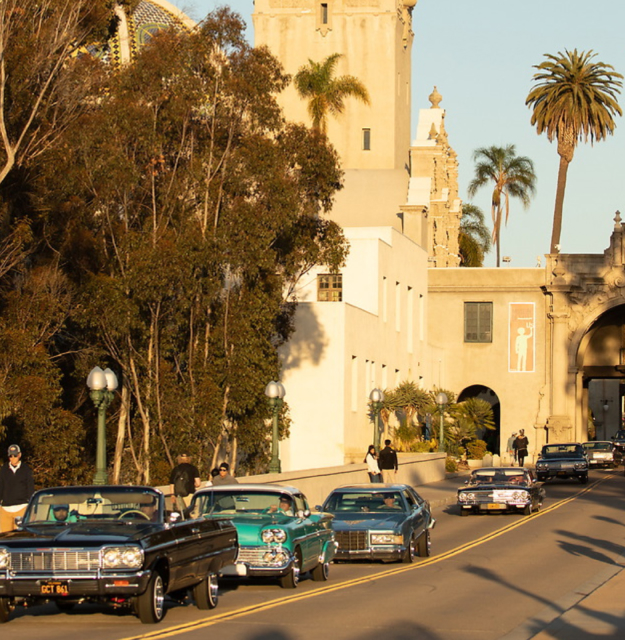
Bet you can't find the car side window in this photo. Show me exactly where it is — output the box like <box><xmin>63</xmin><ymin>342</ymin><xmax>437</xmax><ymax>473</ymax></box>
<box><xmin>293</xmin><ymin>494</ymin><xmax>307</xmax><ymax>513</ymax></box>
<box><xmin>403</xmin><ymin>489</ymin><xmax>417</xmax><ymax>508</ymax></box>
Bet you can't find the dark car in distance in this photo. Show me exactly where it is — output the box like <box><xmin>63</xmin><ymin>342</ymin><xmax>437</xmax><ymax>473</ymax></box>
<box><xmin>457</xmin><ymin>467</ymin><xmax>545</xmax><ymax>516</ymax></box>
<box><xmin>0</xmin><ymin>486</ymin><xmax>237</xmax><ymax>624</ymax></box>
<box><xmin>611</xmin><ymin>430</ymin><xmax>625</xmax><ymax>457</ymax></box>
<box><xmin>535</xmin><ymin>443</ymin><xmax>589</xmax><ymax>483</ymax></box>
<box><xmin>320</xmin><ymin>484</ymin><xmax>435</xmax><ymax>563</ymax></box>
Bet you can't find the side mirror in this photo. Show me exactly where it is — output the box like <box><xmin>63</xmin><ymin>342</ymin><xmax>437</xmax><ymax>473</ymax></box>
<box><xmin>314</xmin><ymin>505</ymin><xmax>323</xmax><ymax>512</ymax></box>
<box><xmin>14</xmin><ymin>516</ymin><xmax>23</xmax><ymax>528</ymax></box>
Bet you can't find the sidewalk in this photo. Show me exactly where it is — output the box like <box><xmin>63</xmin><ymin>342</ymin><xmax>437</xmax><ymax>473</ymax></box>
<box><xmin>417</xmin><ymin>472</ymin><xmax>625</xmax><ymax>639</ymax></box>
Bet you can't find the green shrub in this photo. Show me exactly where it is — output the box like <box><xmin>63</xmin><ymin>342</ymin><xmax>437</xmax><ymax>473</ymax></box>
<box><xmin>445</xmin><ymin>456</ymin><xmax>458</xmax><ymax>473</ymax></box>
<box><xmin>411</xmin><ymin>441</ymin><xmax>435</xmax><ymax>453</ymax></box>
<box><xmin>466</xmin><ymin>439</ymin><xmax>488</xmax><ymax>460</ymax></box>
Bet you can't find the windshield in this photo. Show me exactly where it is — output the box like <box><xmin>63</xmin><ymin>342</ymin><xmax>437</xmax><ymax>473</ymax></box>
<box><xmin>24</xmin><ymin>487</ymin><xmax>163</xmax><ymax>524</ymax></box>
<box><xmin>190</xmin><ymin>491</ymin><xmax>305</xmax><ymax>518</ymax></box>
<box><xmin>323</xmin><ymin>491</ymin><xmax>406</xmax><ymax>513</ymax></box>
<box><xmin>542</xmin><ymin>444</ymin><xmax>584</xmax><ymax>457</ymax></box>
<box><xmin>583</xmin><ymin>442</ymin><xmax>611</xmax><ymax>451</ymax></box>
<box><xmin>470</xmin><ymin>469</ymin><xmax>527</xmax><ymax>485</ymax></box>
<box><xmin>613</xmin><ymin>431</ymin><xmax>625</xmax><ymax>439</ymax></box>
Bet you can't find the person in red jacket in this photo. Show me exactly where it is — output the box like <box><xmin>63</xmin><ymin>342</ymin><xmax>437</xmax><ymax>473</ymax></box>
<box><xmin>0</xmin><ymin>444</ymin><xmax>35</xmax><ymax>532</ymax></box>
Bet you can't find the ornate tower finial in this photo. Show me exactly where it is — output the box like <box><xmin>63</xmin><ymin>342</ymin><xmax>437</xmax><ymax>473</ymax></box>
<box><xmin>614</xmin><ymin>210</ymin><xmax>622</xmax><ymax>227</ymax></box>
<box><xmin>429</xmin><ymin>86</ymin><xmax>442</xmax><ymax>108</ymax></box>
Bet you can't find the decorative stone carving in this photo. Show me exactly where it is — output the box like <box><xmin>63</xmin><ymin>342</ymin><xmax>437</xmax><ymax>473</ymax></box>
<box><xmin>546</xmin><ymin>415</ymin><xmax>572</xmax><ymax>443</ymax></box>
<box><xmin>429</xmin><ymin>86</ymin><xmax>442</xmax><ymax>108</ymax></box>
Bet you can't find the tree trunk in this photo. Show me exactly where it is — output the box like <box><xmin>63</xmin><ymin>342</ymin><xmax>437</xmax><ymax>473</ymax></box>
<box><xmin>112</xmin><ymin>383</ymin><xmax>129</xmax><ymax>484</ymax></box>
<box><xmin>550</xmin><ymin>153</ymin><xmax>571</xmax><ymax>254</ymax></box>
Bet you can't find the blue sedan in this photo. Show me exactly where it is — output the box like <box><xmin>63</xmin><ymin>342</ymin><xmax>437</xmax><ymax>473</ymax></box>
<box><xmin>320</xmin><ymin>484</ymin><xmax>435</xmax><ymax>563</ymax></box>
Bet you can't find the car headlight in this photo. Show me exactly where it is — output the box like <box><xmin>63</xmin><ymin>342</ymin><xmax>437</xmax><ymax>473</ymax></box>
<box><xmin>574</xmin><ymin>462</ymin><xmax>588</xmax><ymax>469</ymax></box>
<box><xmin>261</xmin><ymin>529</ymin><xmax>287</xmax><ymax>544</ymax></box>
<box><xmin>458</xmin><ymin>492</ymin><xmax>475</xmax><ymax>502</ymax></box>
<box><xmin>0</xmin><ymin>548</ymin><xmax>9</xmax><ymax>569</ymax></box>
<box><xmin>511</xmin><ymin>491</ymin><xmax>529</xmax><ymax>501</ymax></box>
<box><xmin>536</xmin><ymin>462</ymin><xmax>547</xmax><ymax>469</ymax></box>
<box><xmin>102</xmin><ymin>546</ymin><xmax>144</xmax><ymax>569</ymax></box>
<box><xmin>262</xmin><ymin>550</ymin><xmax>289</xmax><ymax>566</ymax></box>
<box><xmin>370</xmin><ymin>532</ymin><xmax>403</xmax><ymax>545</ymax></box>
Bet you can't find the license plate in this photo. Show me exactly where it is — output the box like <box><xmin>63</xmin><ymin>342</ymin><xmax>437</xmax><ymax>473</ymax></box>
<box><xmin>40</xmin><ymin>581</ymin><xmax>69</xmax><ymax>596</ymax></box>
<box><xmin>484</xmin><ymin>503</ymin><xmax>505</xmax><ymax>510</ymax></box>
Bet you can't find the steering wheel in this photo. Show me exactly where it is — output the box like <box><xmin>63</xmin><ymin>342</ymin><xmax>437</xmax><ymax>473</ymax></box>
<box><xmin>118</xmin><ymin>509</ymin><xmax>150</xmax><ymax>520</ymax></box>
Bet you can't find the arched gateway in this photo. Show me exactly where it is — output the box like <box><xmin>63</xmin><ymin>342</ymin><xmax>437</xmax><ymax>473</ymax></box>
<box><xmin>546</xmin><ymin>212</ymin><xmax>625</xmax><ymax>444</ymax></box>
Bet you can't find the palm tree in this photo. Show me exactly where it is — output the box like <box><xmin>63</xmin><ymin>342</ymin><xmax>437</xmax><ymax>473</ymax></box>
<box><xmin>458</xmin><ymin>203</ymin><xmax>491</xmax><ymax>267</ymax></box>
<box><xmin>293</xmin><ymin>53</ymin><xmax>370</xmax><ymax>133</ymax></box>
<box><xmin>467</xmin><ymin>145</ymin><xmax>536</xmax><ymax>267</ymax></box>
<box><xmin>526</xmin><ymin>49</ymin><xmax>622</xmax><ymax>254</ymax></box>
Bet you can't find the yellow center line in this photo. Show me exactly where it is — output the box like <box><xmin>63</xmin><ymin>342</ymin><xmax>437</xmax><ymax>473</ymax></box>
<box><xmin>121</xmin><ymin>476</ymin><xmax>609</xmax><ymax>640</ymax></box>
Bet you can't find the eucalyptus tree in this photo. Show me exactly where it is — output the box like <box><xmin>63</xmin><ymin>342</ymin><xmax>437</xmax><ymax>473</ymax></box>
<box><xmin>294</xmin><ymin>53</ymin><xmax>370</xmax><ymax>133</ymax></box>
<box><xmin>467</xmin><ymin>145</ymin><xmax>536</xmax><ymax>267</ymax></box>
<box><xmin>38</xmin><ymin>9</ymin><xmax>348</xmax><ymax>484</ymax></box>
<box><xmin>526</xmin><ymin>49</ymin><xmax>622</xmax><ymax>254</ymax></box>
<box><xmin>458</xmin><ymin>203</ymin><xmax>491</xmax><ymax>267</ymax></box>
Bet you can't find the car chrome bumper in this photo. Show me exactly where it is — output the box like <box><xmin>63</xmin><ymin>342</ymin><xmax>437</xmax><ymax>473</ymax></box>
<box><xmin>0</xmin><ymin>570</ymin><xmax>151</xmax><ymax>598</ymax></box>
<box><xmin>220</xmin><ymin>546</ymin><xmax>295</xmax><ymax>578</ymax></box>
<box><xmin>334</xmin><ymin>546</ymin><xmax>404</xmax><ymax>561</ymax></box>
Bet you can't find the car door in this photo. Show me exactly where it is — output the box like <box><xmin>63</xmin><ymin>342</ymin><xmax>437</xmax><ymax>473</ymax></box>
<box><xmin>403</xmin><ymin>488</ymin><xmax>426</xmax><ymax>540</ymax></box>
<box><xmin>293</xmin><ymin>494</ymin><xmax>322</xmax><ymax>570</ymax></box>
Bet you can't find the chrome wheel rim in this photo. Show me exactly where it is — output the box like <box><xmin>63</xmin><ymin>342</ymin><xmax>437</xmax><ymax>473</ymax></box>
<box><xmin>209</xmin><ymin>574</ymin><xmax>218</xmax><ymax>605</ymax></box>
<box><xmin>154</xmin><ymin>575</ymin><xmax>164</xmax><ymax>620</ymax></box>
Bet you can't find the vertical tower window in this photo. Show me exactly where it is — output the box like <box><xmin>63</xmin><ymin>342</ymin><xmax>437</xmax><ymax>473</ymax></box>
<box><xmin>321</xmin><ymin>3</ymin><xmax>328</xmax><ymax>24</ymax></box>
<box><xmin>464</xmin><ymin>302</ymin><xmax>493</xmax><ymax>342</ymax></box>
<box><xmin>362</xmin><ymin>128</ymin><xmax>371</xmax><ymax>150</ymax></box>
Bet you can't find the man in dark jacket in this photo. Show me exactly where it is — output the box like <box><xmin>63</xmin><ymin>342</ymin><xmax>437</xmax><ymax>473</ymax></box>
<box><xmin>0</xmin><ymin>444</ymin><xmax>35</xmax><ymax>532</ymax></box>
<box><xmin>169</xmin><ymin>453</ymin><xmax>200</xmax><ymax>511</ymax></box>
<box><xmin>378</xmin><ymin>440</ymin><xmax>398</xmax><ymax>483</ymax></box>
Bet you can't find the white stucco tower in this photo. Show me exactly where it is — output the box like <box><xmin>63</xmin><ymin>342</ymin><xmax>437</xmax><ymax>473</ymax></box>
<box><xmin>253</xmin><ymin>0</ymin><xmax>415</xmax><ymax>172</ymax></box>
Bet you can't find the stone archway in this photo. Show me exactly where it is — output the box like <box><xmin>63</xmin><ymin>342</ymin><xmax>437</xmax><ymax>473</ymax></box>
<box><xmin>577</xmin><ymin>305</ymin><xmax>625</xmax><ymax>441</ymax></box>
<box><xmin>457</xmin><ymin>385</ymin><xmax>501</xmax><ymax>455</ymax></box>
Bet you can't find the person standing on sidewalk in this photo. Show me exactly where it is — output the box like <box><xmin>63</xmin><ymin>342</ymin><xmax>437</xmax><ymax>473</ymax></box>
<box><xmin>514</xmin><ymin>430</ymin><xmax>530</xmax><ymax>467</ymax></box>
<box><xmin>378</xmin><ymin>439</ymin><xmax>398</xmax><ymax>483</ymax></box>
<box><xmin>0</xmin><ymin>444</ymin><xmax>35</xmax><ymax>533</ymax></box>
<box><xmin>506</xmin><ymin>432</ymin><xmax>518</xmax><ymax>465</ymax></box>
<box><xmin>364</xmin><ymin>445</ymin><xmax>382</xmax><ymax>483</ymax></box>
<box><xmin>212</xmin><ymin>462</ymin><xmax>238</xmax><ymax>486</ymax></box>
<box><xmin>169</xmin><ymin>453</ymin><xmax>201</xmax><ymax>511</ymax></box>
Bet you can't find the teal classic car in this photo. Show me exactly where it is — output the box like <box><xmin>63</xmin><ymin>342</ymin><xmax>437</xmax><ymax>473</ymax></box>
<box><xmin>189</xmin><ymin>484</ymin><xmax>336</xmax><ymax>588</ymax></box>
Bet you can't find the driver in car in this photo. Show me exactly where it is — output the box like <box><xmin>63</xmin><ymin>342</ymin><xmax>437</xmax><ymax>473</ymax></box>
<box><xmin>266</xmin><ymin>496</ymin><xmax>294</xmax><ymax>516</ymax></box>
<box><xmin>377</xmin><ymin>494</ymin><xmax>402</xmax><ymax>510</ymax></box>
<box><xmin>50</xmin><ymin>504</ymin><xmax>78</xmax><ymax>523</ymax></box>
<box><xmin>139</xmin><ymin>498</ymin><xmax>160</xmax><ymax>522</ymax></box>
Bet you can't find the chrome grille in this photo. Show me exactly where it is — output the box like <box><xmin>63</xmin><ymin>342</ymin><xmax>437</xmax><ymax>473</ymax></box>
<box><xmin>335</xmin><ymin>530</ymin><xmax>367</xmax><ymax>551</ymax></box>
<box><xmin>236</xmin><ymin>548</ymin><xmax>266</xmax><ymax>564</ymax></box>
<box><xmin>10</xmin><ymin>550</ymin><xmax>101</xmax><ymax>573</ymax></box>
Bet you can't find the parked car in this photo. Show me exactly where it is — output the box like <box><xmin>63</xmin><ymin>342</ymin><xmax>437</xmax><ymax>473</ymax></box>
<box><xmin>319</xmin><ymin>484</ymin><xmax>435</xmax><ymax>563</ymax></box>
<box><xmin>611</xmin><ymin>430</ymin><xmax>625</xmax><ymax>456</ymax></box>
<box><xmin>190</xmin><ymin>484</ymin><xmax>336</xmax><ymax>588</ymax></box>
<box><xmin>0</xmin><ymin>485</ymin><xmax>237</xmax><ymax>624</ymax></box>
<box><xmin>582</xmin><ymin>441</ymin><xmax>622</xmax><ymax>468</ymax></box>
<box><xmin>535</xmin><ymin>443</ymin><xmax>589</xmax><ymax>483</ymax></box>
<box><xmin>457</xmin><ymin>467</ymin><xmax>545</xmax><ymax>516</ymax></box>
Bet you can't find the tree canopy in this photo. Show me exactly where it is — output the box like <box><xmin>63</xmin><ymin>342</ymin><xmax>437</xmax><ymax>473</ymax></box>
<box><xmin>526</xmin><ymin>49</ymin><xmax>622</xmax><ymax>254</ymax></box>
<box><xmin>0</xmin><ymin>5</ymin><xmax>348</xmax><ymax>486</ymax></box>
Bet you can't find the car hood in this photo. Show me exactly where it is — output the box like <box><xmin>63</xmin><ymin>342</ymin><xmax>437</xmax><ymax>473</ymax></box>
<box><xmin>0</xmin><ymin>521</ymin><xmax>157</xmax><ymax>546</ymax></box>
<box><xmin>538</xmin><ymin>456</ymin><xmax>585</xmax><ymax>462</ymax></box>
<box><xmin>329</xmin><ymin>512</ymin><xmax>406</xmax><ymax>530</ymax></box>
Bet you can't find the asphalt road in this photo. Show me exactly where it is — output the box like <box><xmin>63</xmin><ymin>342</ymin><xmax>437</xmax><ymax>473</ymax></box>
<box><xmin>5</xmin><ymin>470</ymin><xmax>625</xmax><ymax>640</ymax></box>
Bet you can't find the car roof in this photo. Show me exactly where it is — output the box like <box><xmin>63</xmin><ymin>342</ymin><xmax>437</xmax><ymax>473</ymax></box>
<box><xmin>582</xmin><ymin>441</ymin><xmax>612</xmax><ymax>444</ymax></box>
<box><xmin>196</xmin><ymin>483</ymin><xmax>301</xmax><ymax>495</ymax></box>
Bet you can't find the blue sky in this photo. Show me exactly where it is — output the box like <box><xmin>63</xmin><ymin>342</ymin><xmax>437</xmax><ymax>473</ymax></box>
<box><xmin>171</xmin><ymin>0</ymin><xmax>625</xmax><ymax>267</ymax></box>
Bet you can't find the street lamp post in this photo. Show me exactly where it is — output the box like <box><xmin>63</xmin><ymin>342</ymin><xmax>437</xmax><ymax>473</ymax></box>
<box><xmin>369</xmin><ymin>388</ymin><xmax>385</xmax><ymax>451</ymax></box>
<box><xmin>87</xmin><ymin>366</ymin><xmax>118</xmax><ymax>485</ymax></box>
<box><xmin>265</xmin><ymin>381</ymin><xmax>286</xmax><ymax>474</ymax></box>
<box><xmin>436</xmin><ymin>392</ymin><xmax>448</xmax><ymax>453</ymax></box>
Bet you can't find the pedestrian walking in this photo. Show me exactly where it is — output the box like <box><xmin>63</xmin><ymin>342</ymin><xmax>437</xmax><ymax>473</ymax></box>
<box><xmin>364</xmin><ymin>445</ymin><xmax>382</xmax><ymax>483</ymax></box>
<box><xmin>514</xmin><ymin>430</ymin><xmax>530</xmax><ymax>467</ymax></box>
<box><xmin>506</xmin><ymin>432</ymin><xmax>518</xmax><ymax>465</ymax></box>
<box><xmin>378</xmin><ymin>439</ymin><xmax>398</xmax><ymax>483</ymax></box>
<box><xmin>0</xmin><ymin>444</ymin><xmax>35</xmax><ymax>533</ymax></box>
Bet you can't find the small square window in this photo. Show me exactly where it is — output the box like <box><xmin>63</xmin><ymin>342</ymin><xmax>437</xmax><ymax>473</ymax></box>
<box><xmin>464</xmin><ymin>302</ymin><xmax>492</xmax><ymax>342</ymax></box>
<box><xmin>318</xmin><ymin>274</ymin><xmax>342</xmax><ymax>301</ymax></box>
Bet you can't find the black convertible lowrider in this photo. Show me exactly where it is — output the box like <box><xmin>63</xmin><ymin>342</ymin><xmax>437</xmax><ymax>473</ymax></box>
<box><xmin>457</xmin><ymin>467</ymin><xmax>545</xmax><ymax>516</ymax></box>
<box><xmin>0</xmin><ymin>485</ymin><xmax>237</xmax><ymax>624</ymax></box>
<box><xmin>535</xmin><ymin>443</ymin><xmax>589</xmax><ymax>483</ymax></box>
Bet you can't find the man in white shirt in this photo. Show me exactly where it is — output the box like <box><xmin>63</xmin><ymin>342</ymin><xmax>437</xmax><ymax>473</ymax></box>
<box><xmin>0</xmin><ymin>444</ymin><xmax>35</xmax><ymax>532</ymax></box>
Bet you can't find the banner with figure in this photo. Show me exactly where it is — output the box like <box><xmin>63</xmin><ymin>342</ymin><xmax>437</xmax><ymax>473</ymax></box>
<box><xmin>509</xmin><ymin>303</ymin><xmax>535</xmax><ymax>373</ymax></box>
